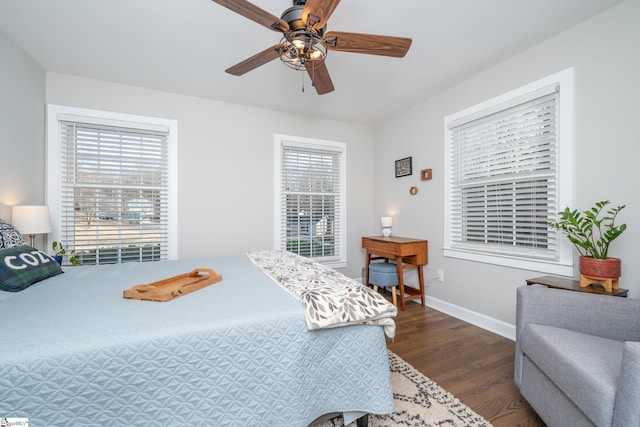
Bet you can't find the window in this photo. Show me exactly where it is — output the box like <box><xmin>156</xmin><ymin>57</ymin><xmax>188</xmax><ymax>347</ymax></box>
<box><xmin>274</xmin><ymin>134</ymin><xmax>347</xmax><ymax>268</ymax></box>
<box><xmin>444</xmin><ymin>69</ymin><xmax>573</xmax><ymax>275</ymax></box>
<box><xmin>47</xmin><ymin>105</ymin><xmax>178</xmax><ymax>264</ymax></box>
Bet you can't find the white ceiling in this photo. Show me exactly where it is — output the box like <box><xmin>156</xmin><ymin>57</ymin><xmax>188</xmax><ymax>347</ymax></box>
<box><xmin>0</xmin><ymin>0</ymin><xmax>624</xmax><ymax>125</ymax></box>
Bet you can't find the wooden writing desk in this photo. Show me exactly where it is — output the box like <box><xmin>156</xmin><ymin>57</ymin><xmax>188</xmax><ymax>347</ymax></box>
<box><xmin>362</xmin><ymin>236</ymin><xmax>428</xmax><ymax>310</ymax></box>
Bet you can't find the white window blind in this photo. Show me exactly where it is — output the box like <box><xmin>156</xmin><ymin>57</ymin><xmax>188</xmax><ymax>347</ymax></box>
<box><xmin>448</xmin><ymin>87</ymin><xmax>558</xmax><ymax>259</ymax></box>
<box><xmin>275</xmin><ymin>136</ymin><xmax>346</xmax><ymax>266</ymax></box>
<box><xmin>57</xmin><ymin>120</ymin><xmax>170</xmax><ymax>264</ymax></box>
<box><xmin>444</xmin><ymin>68</ymin><xmax>575</xmax><ymax>276</ymax></box>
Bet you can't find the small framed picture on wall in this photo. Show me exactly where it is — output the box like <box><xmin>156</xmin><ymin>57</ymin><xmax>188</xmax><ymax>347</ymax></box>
<box><xmin>395</xmin><ymin>157</ymin><xmax>412</xmax><ymax>178</ymax></box>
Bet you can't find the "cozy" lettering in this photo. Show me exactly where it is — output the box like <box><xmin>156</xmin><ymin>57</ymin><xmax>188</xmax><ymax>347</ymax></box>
<box><xmin>4</xmin><ymin>250</ymin><xmax>53</xmax><ymax>270</ymax></box>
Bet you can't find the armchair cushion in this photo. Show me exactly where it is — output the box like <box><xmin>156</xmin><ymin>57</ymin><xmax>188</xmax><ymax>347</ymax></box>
<box><xmin>521</xmin><ymin>324</ymin><xmax>624</xmax><ymax>427</ymax></box>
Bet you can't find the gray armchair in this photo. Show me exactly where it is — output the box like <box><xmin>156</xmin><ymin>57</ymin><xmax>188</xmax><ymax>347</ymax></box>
<box><xmin>515</xmin><ymin>285</ymin><xmax>640</xmax><ymax>427</ymax></box>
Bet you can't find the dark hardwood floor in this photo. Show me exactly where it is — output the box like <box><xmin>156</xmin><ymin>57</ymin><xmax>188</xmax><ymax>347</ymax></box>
<box><xmin>385</xmin><ymin>298</ymin><xmax>546</xmax><ymax>427</ymax></box>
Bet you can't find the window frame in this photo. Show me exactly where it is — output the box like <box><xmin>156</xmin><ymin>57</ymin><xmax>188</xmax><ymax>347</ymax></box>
<box><xmin>443</xmin><ymin>69</ymin><xmax>574</xmax><ymax>276</ymax></box>
<box><xmin>46</xmin><ymin>104</ymin><xmax>178</xmax><ymax>262</ymax></box>
<box><xmin>273</xmin><ymin>134</ymin><xmax>347</xmax><ymax>269</ymax></box>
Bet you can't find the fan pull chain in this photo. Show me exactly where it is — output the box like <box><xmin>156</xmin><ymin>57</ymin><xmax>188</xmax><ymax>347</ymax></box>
<box><xmin>301</xmin><ymin>70</ymin><xmax>305</xmax><ymax>93</ymax></box>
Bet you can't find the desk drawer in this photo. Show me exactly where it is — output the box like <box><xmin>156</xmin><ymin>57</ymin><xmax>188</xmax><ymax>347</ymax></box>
<box><xmin>362</xmin><ymin>238</ymin><xmax>400</xmax><ymax>258</ymax></box>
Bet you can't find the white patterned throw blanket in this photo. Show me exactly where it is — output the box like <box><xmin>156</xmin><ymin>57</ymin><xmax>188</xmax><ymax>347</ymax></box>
<box><xmin>247</xmin><ymin>250</ymin><xmax>397</xmax><ymax>338</ymax></box>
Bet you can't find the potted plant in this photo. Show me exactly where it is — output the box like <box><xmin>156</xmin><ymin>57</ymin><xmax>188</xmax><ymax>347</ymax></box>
<box><xmin>548</xmin><ymin>200</ymin><xmax>626</xmax><ymax>280</ymax></box>
<box><xmin>51</xmin><ymin>241</ymin><xmax>81</xmax><ymax>266</ymax></box>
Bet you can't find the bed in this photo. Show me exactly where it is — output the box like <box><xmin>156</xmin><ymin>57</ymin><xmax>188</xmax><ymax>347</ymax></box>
<box><xmin>0</xmin><ymin>243</ymin><xmax>396</xmax><ymax>426</ymax></box>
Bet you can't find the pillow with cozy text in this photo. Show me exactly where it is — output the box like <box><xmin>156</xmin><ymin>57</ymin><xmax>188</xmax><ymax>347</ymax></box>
<box><xmin>0</xmin><ymin>245</ymin><xmax>63</xmax><ymax>292</ymax></box>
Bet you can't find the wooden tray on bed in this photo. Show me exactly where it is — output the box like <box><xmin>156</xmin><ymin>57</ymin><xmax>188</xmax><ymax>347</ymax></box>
<box><xmin>123</xmin><ymin>268</ymin><xmax>222</xmax><ymax>302</ymax></box>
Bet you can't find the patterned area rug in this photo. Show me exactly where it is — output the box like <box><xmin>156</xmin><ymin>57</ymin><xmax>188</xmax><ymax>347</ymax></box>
<box><xmin>313</xmin><ymin>351</ymin><xmax>493</xmax><ymax>427</ymax></box>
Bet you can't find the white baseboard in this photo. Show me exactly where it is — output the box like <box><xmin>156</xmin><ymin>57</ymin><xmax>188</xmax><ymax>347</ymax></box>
<box><xmin>355</xmin><ymin>276</ymin><xmax>516</xmax><ymax>341</ymax></box>
<box><xmin>423</xmin><ymin>296</ymin><xmax>516</xmax><ymax>341</ymax></box>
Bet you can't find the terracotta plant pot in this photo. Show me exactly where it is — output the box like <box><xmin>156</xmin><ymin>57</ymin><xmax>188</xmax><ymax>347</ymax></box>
<box><xmin>579</xmin><ymin>256</ymin><xmax>622</xmax><ymax>279</ymax></box>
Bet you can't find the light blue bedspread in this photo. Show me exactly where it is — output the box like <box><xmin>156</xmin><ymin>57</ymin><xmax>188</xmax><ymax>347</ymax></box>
<box><xmin>0</xmin><ymin>256</ymin><xmax>393</xmax><ymax>426</ymax></box>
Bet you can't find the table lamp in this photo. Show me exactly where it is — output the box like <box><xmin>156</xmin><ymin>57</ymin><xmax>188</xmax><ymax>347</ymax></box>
<box><xmin>381</xmin><ymin>216</ymin><xmax>393</xmax><ymax>237</ymax></box>
<box><xmin>12</xmin><ymin>205</ymin><xmax>52</xmax><ymax>247</ymax></box>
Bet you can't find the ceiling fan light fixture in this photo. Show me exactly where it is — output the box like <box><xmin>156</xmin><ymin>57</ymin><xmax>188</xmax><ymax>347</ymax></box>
<box><xmin>279</xmin><ymin>30</ymin><xmax>327</xmax><ymax>71</ymax></box>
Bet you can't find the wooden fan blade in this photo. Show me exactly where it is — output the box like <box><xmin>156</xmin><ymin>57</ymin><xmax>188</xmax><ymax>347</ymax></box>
<box><xmin>225</xmin><ymin>45</ymin><xmax>282</xmax><ymax>76</ymax></box>
<box><xmin>211</xmin><ymin>0</ymin><xmax>289</xmax><ymax>32</ymax></box>
<box><xmin>325</xmin><ymin>31</ymin><xmax>412</xmax><ymax>58</ymax></box>
<box><xmin>302</xmin><ymin>0</ymin><xmax>341</xmax><ymax>30</ymax></box>
<box><xmin>305</xmin><ymin>61</ymin><xmax>334</xmax><ymax>95</ymax></box>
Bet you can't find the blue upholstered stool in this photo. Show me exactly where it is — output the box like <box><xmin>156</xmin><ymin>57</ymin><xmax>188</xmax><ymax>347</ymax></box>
<box><xmin>368</xmin><ymin>262</ymin><xmax>398</xmax><ymax>306</ymax></box>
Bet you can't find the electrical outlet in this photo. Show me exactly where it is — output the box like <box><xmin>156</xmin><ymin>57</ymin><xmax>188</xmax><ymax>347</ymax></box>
<box><xmin>436</xmin><ymin>269</ymin><xmax>444</xmax><ymax>282</ymax></box>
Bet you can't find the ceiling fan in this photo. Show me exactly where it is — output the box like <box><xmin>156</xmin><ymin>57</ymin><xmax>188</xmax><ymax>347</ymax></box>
<box><xmin>210</xmin><ymin>0</ymin><xmax>412</xmax><ymax>95</ymax></box>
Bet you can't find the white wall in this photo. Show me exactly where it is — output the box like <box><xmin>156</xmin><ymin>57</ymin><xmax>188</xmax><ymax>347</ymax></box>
<box><xmin>0</xmin><ymin>29</ymin><xmax>47</xmax><ymax>248</ymax></box>
<box><xmin>45</xmin><ymin>74</ymin><xmax>374</xmax><ymax>278</ymax></box>
<box><xmin>0</xmin><ymin>30</ymin><xmax>45</xmax><ymax>208</ymax></box>
<box><xmin>374</xmin><ymin>0</ymin><xmax>640</xmax><ymax>328</ymax></box>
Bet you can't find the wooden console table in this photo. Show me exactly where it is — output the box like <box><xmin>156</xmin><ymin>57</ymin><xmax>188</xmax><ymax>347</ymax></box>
<box><xmin>526</xmin><ymin>275</ymin><xmax>628</xmax><ymax>297</ymax></box>
<box><xmin>362</xmin><ymin>236</ymin><xmax>428</xmax><ymax>310</ymax></box>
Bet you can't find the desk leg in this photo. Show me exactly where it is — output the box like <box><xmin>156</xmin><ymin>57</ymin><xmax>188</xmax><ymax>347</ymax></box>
<box><xmin>364</xmin><ymin>251</ymin><xmax>372</xmax><ymax>287</ymax></box>
<box><xmin>395</xmin><ymin>256</ymin><xmax>407</xmax><ymax>311</ymax></box>
<box><xmin>417</xmin><ymin>265</ymin><xmax>425</xmax><ymax>306</ymax></box>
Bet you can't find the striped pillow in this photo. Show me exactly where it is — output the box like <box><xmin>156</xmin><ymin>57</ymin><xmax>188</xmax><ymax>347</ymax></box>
<box><xmin>0</xmin><ymin>217</ymin><xmax>26</xmax><ymax>249</ymax></box>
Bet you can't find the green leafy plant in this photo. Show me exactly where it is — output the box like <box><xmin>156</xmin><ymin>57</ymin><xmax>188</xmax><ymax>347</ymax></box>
<box><xmin>51</xmin><ymin>241</ymin><xmax>81</xmax><ymax>265</ymax></box>
<box><xmin>547</xmin><ymin>200</ymin><xmax>627</xmax><ymax>259</ymax></box>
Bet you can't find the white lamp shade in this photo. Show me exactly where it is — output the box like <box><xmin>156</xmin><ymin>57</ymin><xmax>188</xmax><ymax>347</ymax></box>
<box><xmin>11</xmin><ymin>205</ymin><xmax>52</xmax><ymax>235</ymax></box>
<box><xmin>380</xmin><ymin>216</ymin><xmax>393</xmax><ymax>228</ymax></box>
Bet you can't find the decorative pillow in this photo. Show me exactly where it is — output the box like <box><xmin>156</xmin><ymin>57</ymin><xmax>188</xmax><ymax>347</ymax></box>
<box><xmin>0</xmin><ymin>217</ymin><xmax>26</xmax><ymax>249</ymax></box>
<box><xmin>0</xmin><ymin>245</ymin><xmax>63</xmax><ymax>292</ymax></box>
